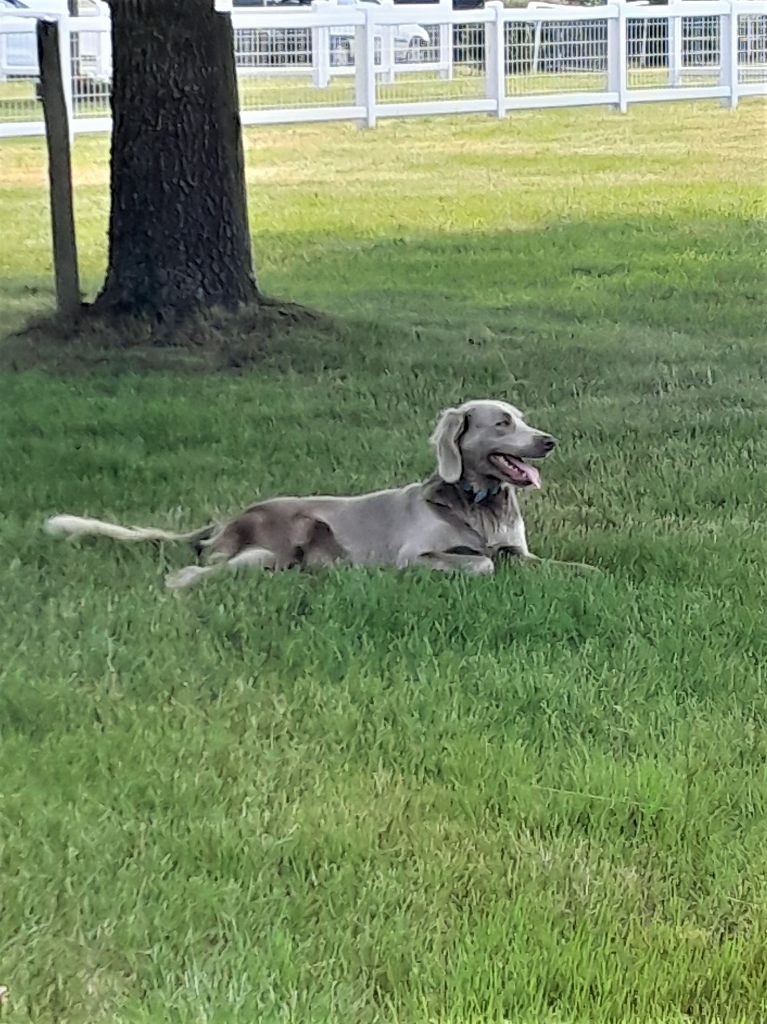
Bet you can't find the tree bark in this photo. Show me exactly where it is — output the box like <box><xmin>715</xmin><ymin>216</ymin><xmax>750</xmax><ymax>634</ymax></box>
<box><xmin>94</xmin><ymin>0</ymin><xmax>259</xmax><ymax>317</ymax></box>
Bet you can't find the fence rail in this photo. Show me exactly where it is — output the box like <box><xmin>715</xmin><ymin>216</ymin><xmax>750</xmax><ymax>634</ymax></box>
<box><xmin>0</xmin><ymin>0</ymin><xmax>765</xmax><ymax>139</ymax></box>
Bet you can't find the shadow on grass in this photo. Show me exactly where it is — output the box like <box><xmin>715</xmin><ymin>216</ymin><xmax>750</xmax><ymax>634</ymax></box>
<box><xmin>262</xmin><ymin>214</ymin><xmax>764</xmax><ymax>339</ymax></box>
<box><xmin>1</xmin><ymin>214</ymin><xmax>763</xmax><ymax>376</ymax></box>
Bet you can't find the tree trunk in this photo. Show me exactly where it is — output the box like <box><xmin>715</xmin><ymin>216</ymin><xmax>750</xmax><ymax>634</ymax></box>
<box><xmin>94</xmin><ymin>0</ymin><xmax>259</xmax><ymax>317</ymax></box>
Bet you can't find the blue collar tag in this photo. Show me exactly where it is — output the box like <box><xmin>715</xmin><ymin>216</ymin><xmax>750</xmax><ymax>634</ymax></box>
<box><xmin>461</xmin><ymin>481</ymin><xmax>501</xmax><ymax>505</ymax></box>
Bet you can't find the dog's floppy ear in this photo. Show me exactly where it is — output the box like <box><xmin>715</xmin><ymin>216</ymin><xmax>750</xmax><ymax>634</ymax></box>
<box><xmin>430</xmin><ymin>407</ymin><xmax>467</xmax><ymax>483</ymax></box>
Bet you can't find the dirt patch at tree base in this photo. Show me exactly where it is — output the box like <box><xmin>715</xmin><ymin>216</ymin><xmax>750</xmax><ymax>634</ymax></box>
<box><xmin>0</xmin><ymin>298</ymin><xmax>343</xmax><ymax>375</ymax></box>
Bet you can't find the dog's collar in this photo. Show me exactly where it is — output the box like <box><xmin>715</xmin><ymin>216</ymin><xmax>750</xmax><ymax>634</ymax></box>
<box><xmin>460</xmin><ymin>480</ymin><xmax>501</xmax><ymax>505</ymax></box>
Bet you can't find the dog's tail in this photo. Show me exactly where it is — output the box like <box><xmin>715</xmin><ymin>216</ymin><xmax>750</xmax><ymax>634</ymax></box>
<box><xmin>45</xmin><ymin>514</ymin><xmax>216</xmax><ymax>547</ymax></box>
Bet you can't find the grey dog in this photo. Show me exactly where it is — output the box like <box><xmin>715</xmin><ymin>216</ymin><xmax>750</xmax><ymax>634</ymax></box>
<box><xmin>46</xmin><ymin>398</ymin><xmax>594</xmax><ymax>587</ymax></box>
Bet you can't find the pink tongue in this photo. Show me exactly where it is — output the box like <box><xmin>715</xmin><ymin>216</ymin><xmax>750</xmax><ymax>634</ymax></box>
<box><xmin>514</xmin><ymin>459</ymin><xmax>541</xmax><ymax>489</ymax></box>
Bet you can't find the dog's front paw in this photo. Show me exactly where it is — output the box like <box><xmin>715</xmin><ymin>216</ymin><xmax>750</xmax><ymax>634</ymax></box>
<box><xmin>165</xmin><ymin>565</ymin><xmax>206</xmax><ymax>590</ymax></box>
<box><xmin>471</xmin><ymin>556</ymin><xmax>495</xmax><ymax>576</ymax></box>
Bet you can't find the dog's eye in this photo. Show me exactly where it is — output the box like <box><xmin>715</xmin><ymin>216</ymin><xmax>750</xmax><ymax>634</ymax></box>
<box><xmin>496</xmin><ymin>418</ymin><xmax>511</xmax><ymax>427</ymax></box>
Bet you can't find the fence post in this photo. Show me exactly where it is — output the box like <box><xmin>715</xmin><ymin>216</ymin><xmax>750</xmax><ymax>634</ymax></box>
<box><xmin>484</xmin><ymin>1</ymin><xmax>505</xmax><ymax>119</ymax></box>
<box><xmin>719</xmin><ymin>1</ymin><xmax>739</xmax><ymax>109</ymax></box>
<box><xmin>311</xmin><ymin>3</ymin><xmax>330</xmax><ymax>88</ymax></box>
<box><xmin>531</xmin><ymin>15</ymin><xmax>543</xmax><ymax>74</ymax></box>
<box><xmin>608</xmin><ymin>1</ymin><xmax>627</xmax><ymax>113</ymax></box>
<box><xmin>439</xmin><ymin>23</ymin><xmax>453</xmax><ymax>81</ymax></box>
<box><xmin>354</xmin><ymin>7</ymin><xmax>376</xmax><ymax>128</ymax></box>
<box><xmin>58</xmin><ymin>9</ymin><xmax>75</xmax><ymax>141</ymax></box>
<box><xmin>95</xmin><ymin>11</ymin><xmax>111</xmax><ymax>78</ymax></box>
<box><xmin>668</xmin><ymin>4</ymin><xmax>682</xmax><ymax>86</ymax></box>
<box><xmin>382</xmin><ymin>24</ymin><xmax>395</xmax><ymax>85</ymax></box>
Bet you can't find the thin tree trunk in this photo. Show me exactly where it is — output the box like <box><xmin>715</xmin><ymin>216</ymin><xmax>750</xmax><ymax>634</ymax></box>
<box><xmin>37</xmin><ymin>19</ymin><xmax>81</xmax><ymax>319</ymax></box>
<box><xmin>94</xmin><ymin>0</ymin><xmax>259</xmax><ymax>317</ymax></box>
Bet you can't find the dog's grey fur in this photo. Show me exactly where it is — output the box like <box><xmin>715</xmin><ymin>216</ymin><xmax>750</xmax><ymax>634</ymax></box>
<box><xmin>46</xmin><ymin>398</ymin><xmax>593</xmax><ymax>588</ymax></box>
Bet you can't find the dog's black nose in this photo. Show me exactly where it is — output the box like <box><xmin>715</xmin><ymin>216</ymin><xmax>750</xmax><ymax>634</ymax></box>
<box><xmin>540</xmin><ymin>435</ymin><xmax>557</xmax><ymax>452</ymax></box>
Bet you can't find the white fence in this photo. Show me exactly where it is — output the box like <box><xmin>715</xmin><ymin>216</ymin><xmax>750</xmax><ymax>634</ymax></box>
<box><xmin>0</xmin><ymin>0</ymin><xmax>765</xmax><ymax>139</ymax></box>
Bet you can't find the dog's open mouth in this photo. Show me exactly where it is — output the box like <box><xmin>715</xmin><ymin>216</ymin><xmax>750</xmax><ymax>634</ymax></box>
<box><xmin>489</xmin><ymin>453</ymin><xmax>542</xmax><ymax>489</ymax></box>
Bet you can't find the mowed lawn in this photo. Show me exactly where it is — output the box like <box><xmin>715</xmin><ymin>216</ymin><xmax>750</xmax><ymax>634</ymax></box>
<box><xmin>1</xmin><ymin>101</ymin><xmax>767</xmax><ymax>1024</ymax></box>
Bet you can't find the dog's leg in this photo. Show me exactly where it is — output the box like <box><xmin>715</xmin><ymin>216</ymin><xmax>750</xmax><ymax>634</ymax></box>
<box><xmin>407</xmin><ymin>550</ymin><xmax>495</xmax><ymax>576</ymax></box>
<box><xmin>165</xmin><ymin>546</ymin><xmax>277</xmax><ymax>590</ymax></box>
<box><xmin>544</xmin><ymin>558</ymin><xmax>601</xmax><ymax>574</ymax></box>
<box><xmin>497</xmin><ymin>547</ymin><xmax>600</xmax><ymax>574</ymax></box>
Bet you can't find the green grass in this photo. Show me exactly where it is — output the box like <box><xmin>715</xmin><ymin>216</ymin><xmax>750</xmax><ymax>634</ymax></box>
<box><xmin>1</xmin><ymin>101</ymin><xmax>767</xmax><ymax>1023</ymax></box>
<box><xmin>0</xmin><ymin>79</ymin><xmax>40</xmax><ymax>123</ymax></box>
<box><xmin>0</xmin><ymin>64</ymin><xmax>723</xmax><ymax>124</ymax></box>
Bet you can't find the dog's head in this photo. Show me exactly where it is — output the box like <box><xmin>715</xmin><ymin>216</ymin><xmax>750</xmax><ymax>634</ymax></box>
<box><xmin>430</xmin><ymin>399</ymin><xmax>556</xmax><ymax>488</ymax></box>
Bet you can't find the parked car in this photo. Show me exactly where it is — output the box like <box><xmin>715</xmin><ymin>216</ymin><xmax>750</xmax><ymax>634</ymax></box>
<box><xmin>393</xmin><ymin>0</ymin><xmax>485</xmax><ymax>64</ymax></box>
<box><xmin>329</xmin><ymin>0</ymin><xmax>431</xmax><ymax>65</ymax></box>
<box><xmin>236</xmin><ymin>0</ymin><xmax>315</xmax><ymax>67</ymax></box>
<box><xmin>1</xmin><ymin>0</ymin><xmax>111</xmax><ymax>90</ymax></box>
<box><xmin>233</xmin><ymin>0</ymin><xmax>430</xmax><ymax>68</ymax></box>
